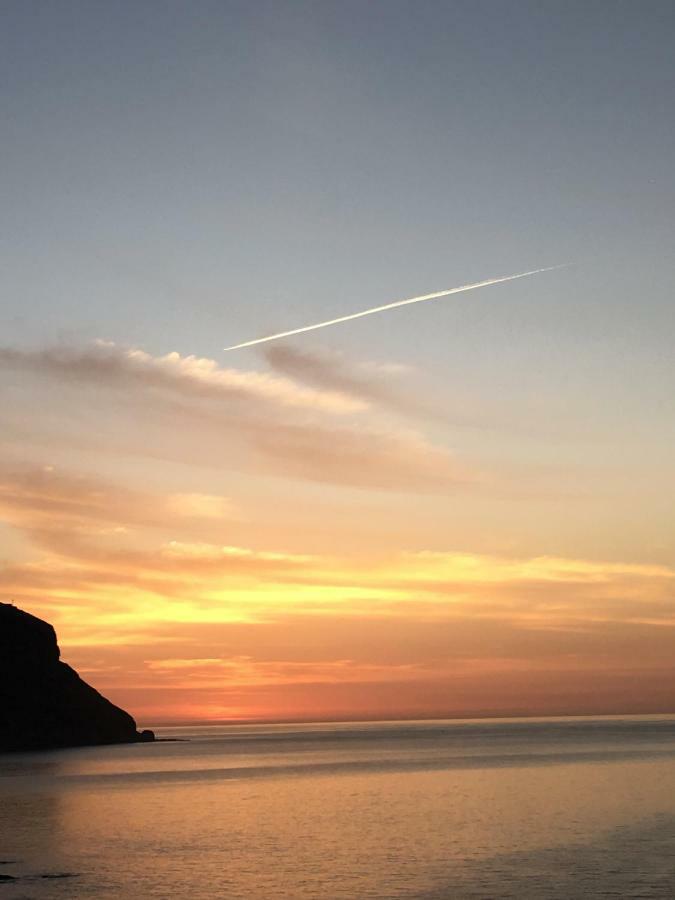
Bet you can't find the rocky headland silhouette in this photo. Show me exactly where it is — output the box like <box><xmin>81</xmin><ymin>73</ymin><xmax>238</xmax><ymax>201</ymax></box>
<box><xmin>0</xmin><ymin>603</ymin><xmax>154</xmax><ymax>752</ymax></box>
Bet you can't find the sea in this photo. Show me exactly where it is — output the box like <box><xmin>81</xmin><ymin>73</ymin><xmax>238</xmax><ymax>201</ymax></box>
<box><xmin>2</xmin><ymin>716</ymin><xmax>675</xmax><ymax>899</ymax></box>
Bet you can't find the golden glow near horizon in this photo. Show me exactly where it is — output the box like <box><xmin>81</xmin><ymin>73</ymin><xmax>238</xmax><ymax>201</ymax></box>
<box><xmin>2</xmin><ymin>338</ymin><xmax>675</xmax><ymax>723</ymax></box>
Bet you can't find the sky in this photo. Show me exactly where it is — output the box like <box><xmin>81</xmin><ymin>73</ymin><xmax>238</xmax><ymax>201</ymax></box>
<box><xmin>2</xmin><ymin>0</ymin><xmax>675</xmax><ymax>723</ymax></box>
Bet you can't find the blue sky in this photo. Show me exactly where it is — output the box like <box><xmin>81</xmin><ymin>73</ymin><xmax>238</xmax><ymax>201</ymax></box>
<box><xmin>4</xmin><ymin>0</ymin><xmax>674</xmax><ymax>356</ymax></box>
<box><xmin>4</xmin><ymin>1</ymin><xmax>674</xmax><ymax>496</ymax></box>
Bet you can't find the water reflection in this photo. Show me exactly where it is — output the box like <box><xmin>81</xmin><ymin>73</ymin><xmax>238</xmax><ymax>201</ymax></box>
<box><xmin>1</xmin><ymin>718</ymin><xmax>675</xmax><ymax>898</ymax></box>
<box><xmin>0</xmin><ymin>793</ymin><xmax>65</xmax><ymax>883</ymax></box>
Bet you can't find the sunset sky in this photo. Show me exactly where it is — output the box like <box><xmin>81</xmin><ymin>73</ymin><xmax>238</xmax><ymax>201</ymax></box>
<box><xmin>2</xmin><ymin>1</ymin><xmax>675</xmax><ymax>723</ymax></box>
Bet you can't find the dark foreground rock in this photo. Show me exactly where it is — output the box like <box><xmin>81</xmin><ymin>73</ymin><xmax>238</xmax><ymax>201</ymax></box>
<box><xmin>0</xmin><ymin>603</ymin><xmax>154</xmax><ymax>752</ymax></box>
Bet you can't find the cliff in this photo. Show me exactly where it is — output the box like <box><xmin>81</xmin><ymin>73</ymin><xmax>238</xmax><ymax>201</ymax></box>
<box><xmin>0</xmin><ymin>603</ymin><xmax>154</xmax><ymax>752</ymax></box>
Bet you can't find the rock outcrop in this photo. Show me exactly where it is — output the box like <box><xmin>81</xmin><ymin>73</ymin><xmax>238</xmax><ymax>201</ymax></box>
<box><xmin>0</xmin><ymin>603</ymin><xmax>154</xmax><ymax>752</ymax></box>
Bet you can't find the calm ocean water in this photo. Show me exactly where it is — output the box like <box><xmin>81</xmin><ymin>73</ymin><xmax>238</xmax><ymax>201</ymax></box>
<box><xmin>2</xmin><ymin>716</ymin><xmax>675</xmax><ymax>898</ymax></box>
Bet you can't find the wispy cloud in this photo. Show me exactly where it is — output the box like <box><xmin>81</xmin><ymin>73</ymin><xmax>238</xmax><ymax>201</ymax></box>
<box><xmin>0</xmin><ymin>342</ymin><xmax>472</xmax><ymax>492</ymax></box>
<box><xmin>0</xmin><ymin>342</ymin><xmax>362</xmax><ymax>412</ymax></box>
<box><xmin>0</xmin><ymin>464</ymin><xmax>234</xmax><ymax>535</ymax></box>
<box><xmin>263</xmin><ymin>344</ymin><xmax>435</xmax><ymax>420</ymax></box>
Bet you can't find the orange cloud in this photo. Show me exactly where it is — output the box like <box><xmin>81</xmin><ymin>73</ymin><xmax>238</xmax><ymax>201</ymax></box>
<box><xmin>2</xmin><ymin>460</ymin><xmax>674</xmax><ymax>724</ymax></box>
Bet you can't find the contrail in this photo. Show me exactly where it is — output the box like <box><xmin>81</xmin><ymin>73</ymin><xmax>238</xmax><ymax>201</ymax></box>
<box><xmin>224</xmin><ymin>265</ymin><xmax>566</xmax><ymax>351</ymax></box>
